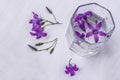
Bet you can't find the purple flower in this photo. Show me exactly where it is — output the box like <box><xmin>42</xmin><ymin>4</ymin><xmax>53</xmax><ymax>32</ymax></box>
<box><xmin>65</xmin><ymin>64</ymin><xmax>79</xmax><ymax>76</ymax></box>
<box><xmin>74</xmin><ymin>11</ymin><xmax>92</xmax><ymax>21</ymax></box>
<box><xmin>74</xmin><ymin>11</ymin><xmax>93</xmax><ymax>32</ymax></box>
<box><xmin>29</xmin><ymin>12</ymin><xmax>41</xmax><ymax>27</ymax></box>
<box><xmin>83</xmin><ymin>11</ymin><xmax>92</xmax><ymax>20</ymax></box>
<box><xmin>74</xmin><ymin>14</ymin><xmax>83</xmax><ymax>22</ymax></box>
<box><xmin>86</xmin><ymin>22</ymin><xmax>106</xmax><ymax>43</ymax></box>
<box><xmin>29</xmin><ymin>12</ymin><xmax>47</xmax><ymax>39</ymax></box>
<box><xmin>75</xmin><ymin>31</ymin><xmax>85</xmax><ymax>39</ymax></box>
<box><xmin>76</xmin><ymin>20</ymin><xmax>86</xmax><ymax>32</ymax></box>
<box><xmin>30</xmin><ymin>25</ymin><xmax>47</xmax><ymax>39</ymax></box>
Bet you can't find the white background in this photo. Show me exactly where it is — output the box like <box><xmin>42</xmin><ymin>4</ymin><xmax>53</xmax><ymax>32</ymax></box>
<box><xmin>0</xmin><ymin>0</ymin><xmax>120</xmax><ymax>80</ymax></box>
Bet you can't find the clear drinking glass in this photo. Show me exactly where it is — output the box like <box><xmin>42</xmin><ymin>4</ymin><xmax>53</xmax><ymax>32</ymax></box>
<box><xmin>66</xmin><ymin>3</ymin><xmax>115</xmax><ymax>57</ymax></box>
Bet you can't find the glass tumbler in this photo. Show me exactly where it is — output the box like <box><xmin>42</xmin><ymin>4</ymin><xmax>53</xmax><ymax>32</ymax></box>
<box><xmin>66</xmin><ymin>3</ymin><xmax>115</xmax><ymax>57</ymax></box>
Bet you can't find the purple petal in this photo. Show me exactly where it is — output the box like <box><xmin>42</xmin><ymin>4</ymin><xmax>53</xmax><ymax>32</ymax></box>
<box><xmin>86</xmin><ymin>32</ymin><xmax>93</xmax><ymax>37</ymax></box>
<box><xmin>73</xmin><ymin>65</ymin><xmax>79</xmax><ymax>71</ymax></box>
<box><xmin>32</xmin><ymin>25</ymin><xmax>42</xmax><ymax>31</ymax></box>
<box><xmin>70</xmin><ymin>71</ymin><xmax>75</xmax><ymax>76</ymax></box>
<box><xmin>84</xmin><ymin>11</ymin><xmax>92</xmax><ymax>17</ymax></box>
<box><xmin>99</xmin><ymin>31</ymin><xmax>106</xmax><ymax>36</ymax></box>
<box><xmin>41</xmin><ymin>32</ymin><xmax>47</xmax><ymax>37</ymax></box>
<box><xmin>32</xmin><ymin>25</ymin><xmax>38</xmax><ymax>31</ymax></box>
<box><xmin>75</xmin><ymin>31</ymin><xmax>85</xmax><ymax>39</ymax></box>
<box><xmin>78</xmin><ymin>14</ymin><xmax>84</xmax><ymax>18</ymax></box>
<box><xmin>73</xmin><ymin>64</ymin><xmax>76</xmax><ymax>68</ymax></box>
<box><xmin>30</xmin><ymin>32</ymin><xmax>36</xmax><ymax>36</ymax></box>
<box><xmin>29</xmin><ymin>19</ymin><xmax>33</xmax><ymax>23</ymax></box>
<box><xmin>74</xmin><ymin>14</ymin><xmax>83</xmax><ymax>22</ymax></box>
<box><xmin>32</xmin><ymin>12</ymin><xmax>39</xmax><ymax>19</ymax></box>
<box><xmin>75</xmin><ymin>31</ymin><xmax>81</xmax><ymax>37</ymax></box>
<box><xmin>83</xmin><ymin>15</ymin><xmax>87</xmax><ymax>20</ymax></box>
<box><xmin>65</xmin><ymin>70</ymin><xmax>69</xmax><ymax>74</ymax></box>
<box><xmin>36</xmin><ymin>35</ymin><xmax>42</xmax><ymax>39</ymax></box>
<box><xmin>29</xmin><ymin>19</ymin><xmax>40</xmax><ymax>26</ymax></box>
<box><xmin>94</xmin><ymin>35</ymin><xmax>99</xmax><ymax>43</ymax></box>
<box><xmin>87</xmin><ymin>22</ymin><xmax>94</xmax><ymax>30</ymax></box>
<box><xmin>35</xmin><ymin>31</ymin><xmax>47</xmax><ymax>39</ymax></box>
<box><xmin>66</xmin><ymin>66</ymin><xmax>69</xmax><ymax>70</ymax></box>
<box><xmin>77</xmin><ymin>21</ymin><xmax>86</xmax><ymax>32</ymax></box>
<box><xmin>75</xmin><ymin>67</ymin><xmax>79</xmax><ymax>71</ymax></box>
<box><xmin>96</xmin><ymin>22</ymin><xmax>102</xmax><ymax>30</ymax></box>
<box><xmin>81</xmin><ymin>33</ymin><xmax>85</xmax><ymax>39</ymax></box>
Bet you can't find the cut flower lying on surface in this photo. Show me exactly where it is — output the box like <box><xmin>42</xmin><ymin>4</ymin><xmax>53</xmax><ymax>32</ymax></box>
<box><xmin>28</xmin><ymin>7</ymin><xmax>62</xmax><ymax>54</ymax></box>
<box><xmin>65</xmin><ymin>58</ymin><xmax>79</xmax><ymax>76</ymax></box>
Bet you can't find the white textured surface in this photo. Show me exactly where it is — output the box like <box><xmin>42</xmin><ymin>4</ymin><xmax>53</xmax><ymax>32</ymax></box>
<box><xmin>0</xmin><ymin>0</ymin><xmax>120</xmax><ymax>80</ymax></box>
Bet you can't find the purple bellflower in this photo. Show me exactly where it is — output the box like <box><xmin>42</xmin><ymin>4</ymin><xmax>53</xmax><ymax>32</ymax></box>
<box><xmin>29</xmin><ymin>12</ymin><xmax>41</xmax><ymax>26</ymax></box>
<box><xmin>65</xmin><ymin>64</ymin><xmax>79</xmax><ymax>76</ymax></box>
<box><xmin>29</xmin><ymin>12</ymin><xmax>47</xmax><ymax>39</ymax></box>
<box><xmin>86</xmin><ymin>22</ymin><xmax>106</xmax><ymax>43</ymax></box>
<box><xmin>65</xmin><ymin>58</ymin><xmax>79</xmax><ymax>76</ymax></box>
<box><xmin>30</xmin><ymin>25</ymin><xmax>47</xmax><ymax>39</ymax></box>
<box><xmin>74</xmin><ymin>11</ymin><xmax>93</xmax><ymax>32</ymax></box>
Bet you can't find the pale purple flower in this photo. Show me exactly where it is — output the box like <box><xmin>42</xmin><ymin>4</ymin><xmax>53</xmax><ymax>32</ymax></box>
<box><xmin>65</xmin><ymin>64</ymin><xmax>79</xmax><ymax>76</ymax></box>
<box><xmin>30</xmin><ymin>25</ymin><xmax>47</xmax><ymax>39</ymax></box>
<box><xmin>29</xmin><ymin>12</ymin><xmax>41</xmax><ymax>27</ymax></box>
<box><xmin>29</xmin><ymin>12</ymin><xmax>47</xmax><ymax>39</ymax></box>
<box><xmin>76</xmin><ymin>20</ymin><xmax>86</xmax><ymax>32</ymax></box>
<box><xmin>83</xmin><ymin>11</ymin><xmax>92</xmax><ymax>20</ymax></box>
<box><xmin>74</xmin><ymin>11</ymin><xmax>93</xmax><ymax>32</ymax></box>
<box><xmin>86</xmin><ymin>22</ymin><xmax>106</xmax><ymax>43</ymax></box>
<box><xmin>74</xmin><ymin>14</ymin><xmax>83</xmax><ymax>22</ymax></box>
<box><xmin>74</xmin><ymin>11</ymin><xmax>92</xmax><ymax>22</ymax></box>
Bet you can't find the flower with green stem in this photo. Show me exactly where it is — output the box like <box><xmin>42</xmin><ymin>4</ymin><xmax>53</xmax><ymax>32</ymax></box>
<box><xmin>65</xmin><ymin>58</ymin><xmax>79</xmax><ymax>76</ymax></box>
<box><xmin>29</xmin><ymin>7</ymin><xmax>62</xmax><ymax>39</ymax></box>
<box><xmin>28</xmin><ymin>7</ymin><xmax>61</xmax><ymax>53</ymax></box>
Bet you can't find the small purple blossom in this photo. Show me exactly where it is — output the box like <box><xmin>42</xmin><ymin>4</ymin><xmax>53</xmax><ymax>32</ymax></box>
<box><xmin>65</xmin><ymin>58</ymin><xmax>79</xmax><ymax>77</ymax></box>
<box><xmin>86</xmin><ymin>22</ymin><xmax>106</xmax><ymax>43</ymax></box>
<box><xmin>74</xmin><ymin>14</ymin><xmax>83</xmax><ymax>22</ymax></box>
<box><xmin>83</xmin><ymin>11</ymin><xmax>92</xmax><ymax>20</ymax></box>
<box><xmin>76</xmin><ymin>20</ymin><xmax>86</xmax><ymax>32</ymax></box>
<box><xmin>65</xmin><ymin>64</ymin><xmax>79</xmax><ymax>76</ymax></box>
<box><xmin>74</xmin><ymin>11</ymin><xmax>92</xmax><ymax>22</ymax></box>
<box><xmin>29</xmin><ymin>12</ymin><xmax>47</xmax><ymax>39</ymax></box>
<box><xmin>29</xmin><ymin>12</ymin><xmax>41</xmax><ymax>26</ymax></box>
<box><xmin>74</xmin><ymin>11</ymin><xmax>93</xmax><ymax>32</ymax></box>
<box><xmin>75</xmin><ymin>31</ymin><xmax>85</xmax><ymax>39</ymax></box>
<box><xmin>30</xmin><ymin>25</ymin><xmax>47</xmax><ymax>39</ymax></box>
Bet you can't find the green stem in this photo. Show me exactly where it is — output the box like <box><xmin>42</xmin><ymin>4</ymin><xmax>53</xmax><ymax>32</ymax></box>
<box><xmin>35</xmin><ymin>38</ymin><xmax>58</xmax><ymax>46</ymax></box>
<box><xmin>44</xmin><ymin>19</ymin><xmax>56</xmax><ymax>24</ymax></box>
<box><xmin>37</xmin><ymin>38</ymin><xmax>58</xmax><ymax>51</ymax></box>
<box><xmin>43</xmin><ymin>19</ymin><xmax>62</xmax><ymax>24</ymax></box>
<box><xmin>53</xmin><ymin>38</ymin><xmax>58</xmax><ymax>48</ymax></box>
<box><xmin>52</xmin><ymin>13</ymin><xmax>58</xmax><ymax>23</ymax></box>
<box><xmin>42</xmin><ymin>22</ymin><xmax>62</xmax><ymax>29</ymax></box>
<box><xmin>69</xmin><ymin>58</ymin><xmax>72</xmax><ymax>65</ymax></box>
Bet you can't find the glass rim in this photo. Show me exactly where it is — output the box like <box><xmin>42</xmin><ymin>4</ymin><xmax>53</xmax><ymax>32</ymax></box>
<box><xmin>70</xmin><ymin>3</ymin><xmax>115</xmax><ymax>45</ymax></box>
